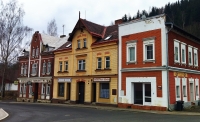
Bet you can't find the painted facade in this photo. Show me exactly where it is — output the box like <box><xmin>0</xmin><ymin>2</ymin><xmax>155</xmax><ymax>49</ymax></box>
<box><xmin>17</xmin><ymin>31</ymin><xmax>67</xmax><ymax>102</ymax></box>
<box><xmin>52</xmin><ymin>18</ymin><xmax>118</xmax><ymax>106</ymax></box>
<box><xmin>118</xmin><ymin>14</ymin><xmax>200</xmax><ymax>111</ymax></box>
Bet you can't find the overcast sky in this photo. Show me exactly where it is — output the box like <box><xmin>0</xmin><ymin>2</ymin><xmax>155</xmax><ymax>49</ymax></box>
<box><xmin>6</xmin><ymin>0</ymin><xmax>178</xmax><ymax>36</ymax></box>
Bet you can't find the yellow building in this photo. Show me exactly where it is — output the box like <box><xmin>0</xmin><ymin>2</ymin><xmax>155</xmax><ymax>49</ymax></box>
<box><xmin>52</xmin><ymin>18</ymin><xmax>118</xmax><ymax>106</ymax></box>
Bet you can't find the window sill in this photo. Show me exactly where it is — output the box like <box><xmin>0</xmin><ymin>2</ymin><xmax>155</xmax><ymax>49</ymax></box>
<box><xmin>104</xmin><ymin>68</ymin><xmax>111</xmax><ymax>71</ymax></box>
<box><xmin>31</xmin><ymin>74</ymin><xmax>37</xmax><ymax>76</ymax></box>
<box><xmin>76</xmin><ymin>70</ymin><xmax>86</xmax><ymax>72</ymax></box>
<box><xmin>126</xmin><ymin>61</ymin><xmax>137</xmax><ymax>65</ymax></box>
<box><xmin>76</xmin><ymin>47</ymin><xmax>88</xmax><ymax>50</ymax></box>
<box><xmin>143</xmin><ymin>60</ymin><xmax>155</xmax><ymax>63</ymax></box>
<box><xmin>46</xmin><ymin>72</ymin><xmax>50</xmax><ymax>75</ymax></box>
<box><xmin>183</xmin><ymin>96</ymin><xmax>187</xmax><ymax>97</ymax></box>
<box><xmin>57</xmin><ymin>71</ymin><xmax>63</xmax><ymax>73</ymax></box>
<box><xmin>63</xmin><ymin>71</ymin><xmax>69</xmax><ymax>73</ymax></box>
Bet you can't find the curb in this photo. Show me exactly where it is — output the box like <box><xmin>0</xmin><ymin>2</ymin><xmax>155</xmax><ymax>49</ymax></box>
<box><xmin>0</xmin><ymin>108</ymin><xmax>9</xmax><ymax>121</ymax></box>
<box><xmin>2</xmin><ymin>101</ymin><xmax>200</xmax><ymax>116</ymax></box>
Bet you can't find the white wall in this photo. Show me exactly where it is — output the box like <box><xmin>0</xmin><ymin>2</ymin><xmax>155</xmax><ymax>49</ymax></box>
<box><xmin>5</xmin><ymin>83</ymin><xmax>18</xmax><ymax>91</ymax></box>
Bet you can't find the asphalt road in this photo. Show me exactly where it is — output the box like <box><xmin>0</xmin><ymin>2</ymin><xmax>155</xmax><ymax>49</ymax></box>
<box><xmin>1</xmin><ymin>102</ymin><xmax>200</xmax><ymax>122</ymax></box>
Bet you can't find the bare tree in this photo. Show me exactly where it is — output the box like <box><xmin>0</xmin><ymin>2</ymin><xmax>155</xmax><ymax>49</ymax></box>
<box><xmin>0</xmin><ymin>0</ymin><xmax>32</xmax><ymax>98</ymax></box>
<box><xmin>47</xmin><ymin>19</ymin><xmax>58</xmax><ymax>36</ymax></box>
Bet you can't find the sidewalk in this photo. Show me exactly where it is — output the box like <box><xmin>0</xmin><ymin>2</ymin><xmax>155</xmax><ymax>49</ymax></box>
<box><xmin>0</xmin><ymin>108</ymin><xmax>9</xmax><ymax>121</ymax></box>
<box><xmin>5</xmin><ymin>101</ymin><xmax>200</xmax><ymax>116</ymax></box>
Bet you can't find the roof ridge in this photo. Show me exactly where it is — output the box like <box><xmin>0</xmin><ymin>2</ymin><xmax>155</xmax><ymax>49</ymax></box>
<box><xmin>80</xmin><ymin>18</ymin><xmax>104</xmax><ymax>28</ymax></box>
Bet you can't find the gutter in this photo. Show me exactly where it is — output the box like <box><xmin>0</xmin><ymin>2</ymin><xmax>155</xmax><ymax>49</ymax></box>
<box><xmin>166</xmin><ymin>22</ymin><xmax>173</xmax><ymax>111</ymax></box>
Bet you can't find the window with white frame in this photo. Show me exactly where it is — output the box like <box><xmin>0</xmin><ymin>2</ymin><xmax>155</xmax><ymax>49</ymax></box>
<box><xmin>42</xmin><ymin>62</ymin><xmax>46</xmax><ymax>74</ymax></box>
<box><xmin>188</xmin><ymin>46</ymin><xmax>193</xmax><ymax>65</ymax></box>
<box><xmin>143</xmin><ymin>39</ymin><xmax>155</xmax><ymax>61</ymax></box>
<box><xmin>46</xmin><ymin>84</ymin><xmax>50</xmax><ymax>95</ymax></box>
<box><xmin>47</xmin><ymin>62</ymin><xmax>51</xmax><ymax>73</ymax></box>
<box><xmin>32</xmin><ymin>48</ymin><xmax>35</xmax><ymax>57</ymax></box>
<box><xmin>183</xmin><ymin>85</ymin><xmax>186</xmax><ymax>97</ymax></box>
<box><xmin>42</xmin><ymin>83</ymin><xmax>45</xmax><ymax>94</ymax></box>
<box><xmin>97</xmin><ymin>57</ymin><xmax>102</xmax><ymax>69</ymax></box>
<box><xmin>20</xmin><ymin>83</ymin><xmax>23</xmax><ymax>94</ymax></box>
<box><xmin>78</xmin><ymin>60</ymin><xmax>85</xmax><ymax>70</ymax></box>
<box><xmin>21</xmin><ymin>64</ymin><xmax>24</xmax><ymax>75</ymax></box>
<box><xmin>31</xmin><ymin>63</ymin><xmax>37</xmax><ymax>75</ymax></box>
<box><xmin>105</xmin><ymin>57</ymin><xmax>110</xmax><ymax>69</ymax></box>
<box><xmin>23</xmin><ymin>84</ymin><xmax>26</xmax><ymax>94</ymax></box>
<box><xmin>77</xmin><ymin>40</ymin><xmax>80</xmax><ymax>48</ymax></box>
<box><xmin>126</xmin><ymin>42</ymin><xmax>136</xmax><ymax>62</ymax></box>
<box><xmin>100</xmin><ymin>83</ymin><xmax>109</xmax><ymax>98</ymax></box>
<box><xmin>196</xmin><ymin>86</ymin><xmax>199</xmax><ymax>96</ymax></box>
<box><xmin>83</xmin><ymin>38</ymin><xmax>87</xmax><ymax>48</ymax></box>
<box><xmin>176</xmin><ymin>85</ymin><xmax>180</xmax><ymax>98</ymax></box>
<box><xmin>194</xmin><ymin>48</ymin><xmax>198</xmax><ymax>67</ymax></box>
<box><xmin>59</xmin><ymin>62</ymin><xmax>62</xmax><ymax>71</ymax></box>
<box><xmin>181</xmin><ymin>43</ymin><xmax>186</xmax><ymax>64</ymax></box>
<box><xmin>36</xmin><ymin>47</ymin><xmax>39</xmax><ymax>57</ymax></box>
<box><xmin>24</xmin><ymin>64</ymin><xmax>27</xmax><ymax>75</ymax></box>
<box><xmin>29</xmin><ymin>84</ymin><xmax>32</xmax><ymax>94</ymax></box>
<box><xmin>174</xmin><ymin>40</ymin><xmax>180</xmax><ymax>63</ymax></box>
<box><xmin>64</xmin><ymin>61</ymin><xmax>68</xmax><ymax>71</ymax></box>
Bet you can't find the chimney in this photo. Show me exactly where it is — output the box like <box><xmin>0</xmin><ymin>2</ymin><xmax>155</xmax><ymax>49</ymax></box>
<box><xmin>60</xmin><ymin>35</ymin><xmax>66</xmax><ymax>38</ymax></box>
<box><xmin>115</xmin><ymin>19</ymin><xmax>123</xmax><ymax>25</ymax></box>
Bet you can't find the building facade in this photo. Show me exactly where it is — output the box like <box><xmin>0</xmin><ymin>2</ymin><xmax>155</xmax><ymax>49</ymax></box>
<box><xmin>118</xmin><ymin>14</ymin><xmax>200</xmax><ymax>111</ymax></box>
<box><xmin>17</xmin><ymin>31</ymin><xmax>67</xmax><ymax>102</ymax></box>
<box><xmin>52</xmin><ymin>18</ymin><xmax>118</xmax><ymax>106</ymax></box>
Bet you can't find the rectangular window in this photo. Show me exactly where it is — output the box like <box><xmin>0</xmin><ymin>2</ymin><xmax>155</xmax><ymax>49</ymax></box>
<box><xmin>194</xmin><ymin>51</ymin><xmax>198</xmax><ymax>66</ymax></box>
<box><xmin>42</xmin><ymin>62</ymin><xmax>46</xmax><ymax>74</ymax></box>
<box><xmin>188</xmin><ymin>46</ymin><xmax>193</xmax><ymax>65</ymax></box>
<box><xmin>20</xmin><ymin>84</ymin><xmax>23</xmax><ymax>94</ymax></box>
<box><xmin>181</xmin><ymin>43</ymin><xmax>186</xmax><ymax>64</ymax></box>
<box><xmin>105</xmin><ymin>57</ymin><xmax>110</xmax><ymax>69</ymax></box>
<box><xmin>58</xmin><ymin>83</ymin><xmax>64</xmax><ymax>97</ymax></box>
<box><xmin>29</xmin><ymin>84</ymin><xmax>32</xmax><ymax>94</ymax></box>
<box><xmin>189</xmin><ymin>52</ymin><xmax>192</xmax><ymax>64</ymax></box>
<box><xmin>42</xmin><ymin>84</ymin><xmax>45</xmax><ymax>94</ymax></box>
<box><xmin>24</xmin><ymin>64</ymin><xmax>27</xmax><ymax>75</ymax></box>
<box><xmin>77</xmin><ymin>40</ymin><xmax>80</xmax><ymax>49</ymax></box>
<box><xmin>175</xmin><ymin>47</ymin><xmax>179</xmax><ymax>61</ymax></box>
<box><xmin>126</xmin><ymin>42</ymin><xmax>137</xmax><ymax>62</ymax></box>
<box><xmin>100</xmin><ymin>83</ymin><xmax>109</xmax><ymax>98</ymax></box>
<box><xmin>183</xmin><ymin>85</ymin><xmax>186</xmax><ymax>97</ymax></box>
<box><xmin>59</xmin><ymin>62</ymin><xmax>62</xmax><ymax>71</ymax></box>
<box><xmin>78</xmin><ymin>60</ymin><xmax>85</xmax><ymax>70</ymax></box>
<box><xmin>174</xmin><ymin>40</ymin><xmax>180</xmax><ymax>63</ymax></box>
<box><xmin>24</xmin><ymin>84</ymin><xmax>26</xmax><ymax>94</ymax></box>
<box><xmin>129</xmin><ymin>47</ymin><xmax>135</xmax><ymax>61</ymax></box>
<box><xmin>32</xmin><ymin>63</ymin><xmax>37</xmax><ymax>74</ymax></box>
<box><xmin>46</xmin><ymin>84</ymin><xmax>50</xmax><ymax>95</ymax></box>
<box><xmin>47</xmin><ymin>62</ymin><xmax>51</xmax><ymax>73</ymax></box>
<box><xmin>182</xmin><ymin>49</ymin><xmax>185</xmax><ymax>63</ymax></box>
<box><xmin>83</xmin><ymin>38</ymin><xmax>87</xmax><ymax>47</ymax></box>
<box><xmin>21</xmin><ymin>64</ymin><xmax>24</xmax><ymax>75</ymax></box>
<box><xmin>36</xmin><ymin>47</ymin><xmax>39</xmax><ymax>57</ymax></box>
<box><xmin>32</xmin><ymin>48</ymin><xmax>35</xmax><ymax>57</ymax></box>
<box><xmin>65</xmin><ymin>61</ymin><xmax>68</xmax><ymax>71</ymax></box>
<box><xmin>146</xmin><ymin>44</ymin><xmax>153</xmax><ymax>60</ymax></box>
<box><xmin>196</xmin><ymin>86</ymin><xmax>198</xmax><ymax>96</ymax></box>
<box><xmin>176</xmin><ymin>86</ymin><xmax>180</xmax><ymax>98</ymax></box>
<box><xmin>97</xmin><ymin>57</ymin><xmax>102</xmax><ymax>69</ymax></box>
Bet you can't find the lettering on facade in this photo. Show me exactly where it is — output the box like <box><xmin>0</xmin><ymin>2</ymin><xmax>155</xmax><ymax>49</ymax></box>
<box><xmin>58</xmin><ymin>78</ymin><xmax>71</xmax><ymax>82</ymax></box>
<box><xmin>173</xmin><ymin>72</ymin><xmax>187</xmax><ymax>77</ymax></box>
<box><xmin>77</xmin><ymin>33</ymin><xmax>87</xmax><ymax>39</ymax></box>
<box><xmin>93</xmin><ymin>78</ymin><xmax>110</xmax><ymax>82</ymax></box>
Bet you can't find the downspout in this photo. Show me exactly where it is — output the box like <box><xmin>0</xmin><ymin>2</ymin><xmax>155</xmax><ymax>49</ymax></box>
<box><xmin>166</xmin><ymin>23</ymin><xmax>173</xmax><ymax>111</ymax></box>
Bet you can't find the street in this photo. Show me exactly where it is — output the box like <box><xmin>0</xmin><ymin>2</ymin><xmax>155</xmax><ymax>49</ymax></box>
<box><xmin>1</xmin><ymin>102</ymin><xmax>200</xmax><ymax>122</ymax></box>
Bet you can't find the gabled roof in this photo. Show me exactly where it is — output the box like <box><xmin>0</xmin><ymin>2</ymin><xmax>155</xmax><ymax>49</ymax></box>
<box><xmin>55</xmin><ymin>41</ymin><xmax>72</xmax><ymax>52</ymax></box>
<box><xmin>68</xmin><ymin>18</ymin><xmax>118</xmax><ymax>45</ymax></box>
<box><xmin>41</xmin><ymin>34</ymin><xmax>69</xmax><ymax>50</ymax></box>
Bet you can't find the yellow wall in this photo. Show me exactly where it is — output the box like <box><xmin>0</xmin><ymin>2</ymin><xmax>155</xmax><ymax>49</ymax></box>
<box><xmin>53</xmin><ymin>29</ymin><xmax>118</xmax><ymax>104</ymax></box>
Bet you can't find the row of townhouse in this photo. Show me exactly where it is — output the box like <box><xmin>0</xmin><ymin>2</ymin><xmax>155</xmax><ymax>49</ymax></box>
<box><xmin>17</xmin><ymin>14</ymin><xmax>200</xmax><ymax>111</ymax></box>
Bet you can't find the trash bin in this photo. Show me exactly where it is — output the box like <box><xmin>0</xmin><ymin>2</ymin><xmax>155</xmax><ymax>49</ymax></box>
<box><xmin>176</xmin><ymin>100</ymin><xmax>184</xmax><ymax>111</ymax></box>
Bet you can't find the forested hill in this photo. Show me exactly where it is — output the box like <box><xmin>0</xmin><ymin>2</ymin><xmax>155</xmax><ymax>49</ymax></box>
<box><xmin>122</xmin><ymin>0</ymin><xmax>200</xmax><ymax>38</ymax></box>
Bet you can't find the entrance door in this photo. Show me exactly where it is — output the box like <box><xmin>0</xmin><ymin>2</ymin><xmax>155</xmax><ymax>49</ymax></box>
<box><xmin>78</xmin><ymin>82</ymin><xmax>85</xmax><ymax>104</ymax></box>
<box><xmin>134</xmin><ymin>83</ymin><xmax>143</xmax><ymax>104</ymax></box>
<box><xmin>67</xmin><ymin>83</ymin><xmax>71</xmax><ymax>100</ymax></box>
<box><xmin>190</xmin><ymin>83</ymin><xmax>194</xmax><ymax>102</ymax></box>
<box><xmin>144</xmin><ymin>84</ymin><xmax>151</xmax><ymax>105</ymax></box>
<box><xmin>92</xmin><ymin>83</ymin><xmax>96</xmax><ymax>102</ymax></box>
<box><xmin>34</xmin><ymin>83</ymin><xmax>39</xmax><ymax>102</ymax></box>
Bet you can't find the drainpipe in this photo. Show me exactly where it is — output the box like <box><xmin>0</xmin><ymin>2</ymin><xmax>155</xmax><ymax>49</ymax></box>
<box><xmin>166</xmin><ymin>23</ymin><xmax>173</xmax><ymax>111</ymax></box>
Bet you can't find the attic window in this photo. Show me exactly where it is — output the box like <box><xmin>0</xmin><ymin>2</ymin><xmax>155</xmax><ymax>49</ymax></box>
<box><xmin>66</xmin><ymin>44</ymin><xmax>71</xmax><ymax>47</ymax></box>
<box><xmin>104</xmin><ymin>35</ymin><xmax>112</xmax><ymax>40</ymax></box>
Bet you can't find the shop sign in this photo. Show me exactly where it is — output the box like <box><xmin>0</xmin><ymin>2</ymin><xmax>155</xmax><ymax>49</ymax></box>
<box><xmin>174</xmin><ymin>72</ymin><xmax>187</xmax><ymax>77</ymax></box>
<box><xmin>93</xmin><ymin>78</ymin><xmax>110</xmax><ymax>82</ymax></box>
<box><xmin>58</xmin><ymin>78</ymin><xmax>71</xmax><ymax>82</ymax></box>
<box><xmin>14</xmin><ymin>81</ymin><xmax>18</xmax><ymax>85</ymax></box>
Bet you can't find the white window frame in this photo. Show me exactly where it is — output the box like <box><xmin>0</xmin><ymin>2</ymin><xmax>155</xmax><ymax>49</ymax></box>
<box><xmin>174</xmin><ymin>39</ymin><xmax>180</xmax><ymax>63</ymax></box>
<box><xmin>188</xmin><ymin>45</ymin><xmax>193</xmax><ymax>66</ymax></box>
<box><xmin>83</xmin><ymin>38</ymin><xmax>87</xmax><ymax>48</ymax></box>
<box><xmin>181</xmin><ymin>42</ymin><xmax>186</xmax><ymax>64</ymax></box>
<box><xmin>59</xmin><ymin>61</ymin><xmax>62</xmax><ymax>71</ymax></box>
<box><xmin>47</xmin><ymin>62</ymin><xmax>51</xmax><ymax>73</ymax></box>
<box><xmin>143</xmin><ymin>39</ymin><xmax>155</xmax><ymax>61</ymax></box>
<box><xmin>194</xmin><ymin>48</ymin><xmax>198</xmax><ymax>67</ymax></box>
<box><xmin>21</xmin><ymin>64</ymin><xmax>24</xmax><ymax>75</ymax></box>
<box><xmin>31</xmin><ymin>63</ymin><xmax>37</xmax><ymax>75</ymax></box>
<box><xmin>78</xmin><ymin>60</ymin><xmax>85</xmax><ymax>70</ymax></box>
<box><xmin>126</xmin><ymin>42</ymin><xmax>137</xmax><ymax>63</ymax></box>
<box><xmin>77</xmin><ymin>40</ymin><xmax>80</xmax><ymax>48</ymax></box>
<box><xmin>46</xmin><ymin>84</ymin><xmax>50</xmax><ymax>95</ymax></box>
<box><xmin>64</xmin><ymin>61</ymin><xmax>68</xmax><ymax>71</ymax></box>
<box><xmin>105</xmin><ymin>56</ymin><xmax>110</xmax><ymax>69</ymax></box>
<box><xmin>32</xmin><ymin>48</ymin><xmax>35</xmax><ymax>57</ymax></box>
<box><xmin>97</xmin><ymin>57</ymin><xmax>102</xmax><ymax>69</ymax></box>
<box><xmin>183</xmin><ymin>85</ymin><xmax>187</xmax><ymax>97</ymax></box>
<box><xmin>176</xmin><ymin>85</ymin><xmax>180</xmax><ymax>98</ymax></box>
<box><xmin>42</xmin><ymin>62</ymin><xmax>46</xmax><ymax>74</ymax></box>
